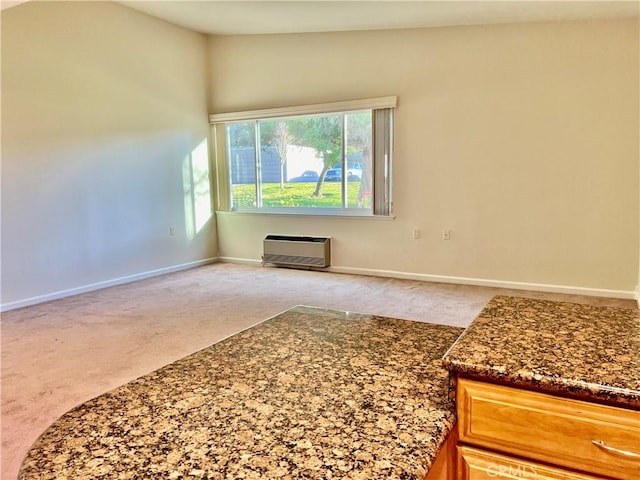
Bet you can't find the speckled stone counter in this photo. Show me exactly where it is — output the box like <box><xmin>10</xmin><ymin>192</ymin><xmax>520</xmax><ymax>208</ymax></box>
<box><xmin>20</xmin><ymin>306</ymin><xmax>463</xmax><ymax>480</ymax></box>
<box><xmin>442</xmin><ymin>295</ymin><xmax>640</xmax><ymax>408</ymax></box>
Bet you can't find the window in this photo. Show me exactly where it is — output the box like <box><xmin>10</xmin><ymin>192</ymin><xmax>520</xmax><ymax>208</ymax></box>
<box><xmin>210</xmin><ymin>97</ymin><xmax>395</xmax><ymax>216</ymax></box>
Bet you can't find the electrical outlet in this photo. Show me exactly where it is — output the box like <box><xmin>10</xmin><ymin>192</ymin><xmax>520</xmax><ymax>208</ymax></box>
<box><xmin>442</xmin><ymin>229</ymin><xmax>451</xmax><ymax>240</ymax></box>
<box><xmin>412</xmin><ymin>229</ymin><xmax>421</xmax><ymax>239</ymax></box>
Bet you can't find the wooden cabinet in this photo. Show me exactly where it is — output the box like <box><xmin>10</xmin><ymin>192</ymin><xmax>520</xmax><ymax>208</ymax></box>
<box><xmin>458</xmin><ymin>445</ymin><xmax>602</xmax><ymax>480</ymax></box>
<box><xmin>425</xmin><ymin>429</ymin><xmax>457</xmax><ymax>480</ymax></box>
<box><xmin>456</xmin><ymin>377</ymin><xmax>640</xmax><ymax>480</ymax></box>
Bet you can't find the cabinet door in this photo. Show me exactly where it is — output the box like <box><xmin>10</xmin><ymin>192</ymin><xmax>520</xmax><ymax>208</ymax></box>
<box><xmin>457</xmin><ymin>378</ymin><xmax>640</xmax><ymax>479</ymax></box>
<box><xmin>458</xmin><ymin>446</ymin><xmax>602</xmax><ymax>480</ymax></box>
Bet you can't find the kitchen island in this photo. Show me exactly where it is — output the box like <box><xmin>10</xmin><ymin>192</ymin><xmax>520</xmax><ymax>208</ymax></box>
<box><xmin>443</xmin><ymin>296</ymin><xmax>640</xmax><ymax>479</ymax></box>
<box><xmin>442</xmin><ymin>295</ymin><xmax>639</xmax><ymax>407</ymax></box>
<box><xmin>19</xmin><ymin>306</ymin><xmax>463</xmax><ymax>480</ymax></box>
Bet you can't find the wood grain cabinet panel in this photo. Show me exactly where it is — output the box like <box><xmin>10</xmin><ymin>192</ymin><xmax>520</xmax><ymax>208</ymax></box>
<box><xmin>457</xmin><ymin>445</ymin><xmax>602</xmax><ymax>480</ymax></box>
<box><xmin>425</xmin><ymin>428</ymin><xmax>457</xmax><ymax>480</ymax></box>
<box><xmin>457</xmin><ymin>378</ymin><xmax>640</xmax><ymax>480</ymax></box>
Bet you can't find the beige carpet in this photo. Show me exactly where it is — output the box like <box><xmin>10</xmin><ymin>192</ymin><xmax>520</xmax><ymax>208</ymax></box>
<box><xmin>1</xmin><ymin>262</ymin><xmax>635</xmax><ymax>479</ymax></box>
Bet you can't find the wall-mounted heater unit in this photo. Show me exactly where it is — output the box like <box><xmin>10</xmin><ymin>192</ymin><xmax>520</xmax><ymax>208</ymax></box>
<box><xmin>263</xmin><ymin>235</ymin><xmax>331</xmax><ymax>268</ymax></box>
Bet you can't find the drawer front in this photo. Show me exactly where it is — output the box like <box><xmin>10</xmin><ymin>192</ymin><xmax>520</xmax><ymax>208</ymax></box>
<box><xmin>457</xmin><ymin>445</ymin><xmax>602</xmax><ymax>480</ymax></box>
<box><xmin>457</xmin><ymin>378</ymin><xmax>640</xmax><ymax>479</ymax></box>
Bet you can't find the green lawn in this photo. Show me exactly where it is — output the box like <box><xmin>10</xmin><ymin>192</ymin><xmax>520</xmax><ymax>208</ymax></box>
<box><xmin>232</xmin><ymin>181</ymin><xmax>369</xmax><ymax>208</ymax></box>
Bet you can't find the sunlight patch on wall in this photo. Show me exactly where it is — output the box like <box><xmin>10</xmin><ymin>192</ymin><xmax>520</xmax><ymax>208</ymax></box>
<box><xmin>183</xmin><ymin>139</ymin><xmax>212</xmax><ymax>239</ymax></box>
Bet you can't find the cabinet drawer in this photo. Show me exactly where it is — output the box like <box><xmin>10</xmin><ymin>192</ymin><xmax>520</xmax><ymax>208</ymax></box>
<box><xmin>457</xmin><ymin>378</ymin><xmax>640</xmax><ymax>479</ymax></box>
<box><xmin>457</xmin><ymin>445</ymin><xmax>602</xmax><ymax>480</ymax></box>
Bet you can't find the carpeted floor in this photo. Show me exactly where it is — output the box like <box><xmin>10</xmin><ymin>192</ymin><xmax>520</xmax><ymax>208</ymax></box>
<box><xmin>1</xmin><ymin>262</ymin><xmax>636</xmax><ymax>479</ymax></box>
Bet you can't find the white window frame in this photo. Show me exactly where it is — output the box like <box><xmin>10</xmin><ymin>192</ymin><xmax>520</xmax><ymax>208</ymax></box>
<box><xmin>210</xmin><ymin>96</ymin><xmax>396</xmax><ymax>217</ymax></box>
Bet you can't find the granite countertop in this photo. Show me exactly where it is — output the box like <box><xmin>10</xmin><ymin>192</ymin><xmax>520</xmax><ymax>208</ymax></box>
<box><xmin>442</xmin><ymin>295</ymin><xmax>640</xmax><ymax>408</ymax></box>
<box><xmin>20</xmin><ymin>306</ymin><xmax>463</xmax><ymax>480</ymax></box>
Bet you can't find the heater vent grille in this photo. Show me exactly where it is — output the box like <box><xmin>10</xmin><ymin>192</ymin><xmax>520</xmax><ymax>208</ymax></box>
<box><xmin>263</xmin><ymin>235</ymin><xmax>331</xmax><ymax>268</ymax></box>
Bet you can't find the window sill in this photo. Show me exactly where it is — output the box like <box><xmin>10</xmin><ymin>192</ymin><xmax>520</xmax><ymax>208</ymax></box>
<box><xmin>215</xmin><ymin>210</ymin><xmax>395</xmax><ymax>220</ymax></box>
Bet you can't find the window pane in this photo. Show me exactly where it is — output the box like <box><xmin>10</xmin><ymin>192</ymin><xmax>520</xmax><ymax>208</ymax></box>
<box><xmin>260</xmin><ymin>114</ymin><xmax>344</xmax><ymax>208</ymax></box>
<box><xmin>345</xmin><ymin>111</ymin><xmax>373</xmax><ymax>210</ymax></box>
<box><xmin>222</xmin><ymin>107</ymin><xmax>389</xmax><ymax>215</ymax></box>
<box><xmin>228</xmin><ymin>121</ymin><xmax>257</xmax><ymax>209</ymax></box>
<box><xmin>300</xmin><ymin>113</ymin><xmax>343</xmax><ymax>208</ymax></box>
<box><xmin>259</xmin><ymin>119</ymin><xmax>295</xmax><ymax>207</ymax></box>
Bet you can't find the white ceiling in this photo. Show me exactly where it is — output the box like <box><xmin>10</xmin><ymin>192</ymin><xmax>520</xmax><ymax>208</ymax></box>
<box><xmin>1</xmin><ymin>1</ymin><xmax>637</xmax><ymax>34</ymax></box>
<box><xmin>115</xmin><ymin>1</ymin><xmax>639</xmax><ymax>36</ymax></box>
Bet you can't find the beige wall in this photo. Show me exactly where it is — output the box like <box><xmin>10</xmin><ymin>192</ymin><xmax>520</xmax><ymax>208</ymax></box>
<box><xmin>2</xmin><ymin>4</ymin><xmax>638</xmax><ymax>306</ymax></box>
<box><xmin>1</xmin><ymin>2</ymin><xmax>215</xmax><ymax>308</ymax></box>
<box><xmin>209</xmin><ymin>19</ymin><xmax>639</xmax><ymax>295</ymax></box>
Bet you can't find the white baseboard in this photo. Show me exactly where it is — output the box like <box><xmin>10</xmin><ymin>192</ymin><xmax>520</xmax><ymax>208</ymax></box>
<box><xmin>218</xmin><ymin>256</ymin><xmax>263</xmax><ymax>266</ymax></box>
<box><xmin>330</xmin><ymin>266</ymin><xmax>635</xmax><ymax>299</ymax></box>
<box><xmin>5</xmin><ymin>257</ymin><xmax>634</xmax><ymax>312</ymax></box>
<box><xmin>219</xmin><ymin>257</ymin><xmax>636</xmax><ymax>300</ymax></box>
<box><xmin>636</xmin><ymin>284</ymin><xmax>640</xmax><ymax>309</ymax></box>
<box><xmin>1</xmin><ymin>257</ymin><xmax>220</xmax><ymax>312</ymax></box>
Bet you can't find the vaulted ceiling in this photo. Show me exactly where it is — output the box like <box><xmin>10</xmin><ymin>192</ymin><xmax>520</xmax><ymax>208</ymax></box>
<box><xmin>2</xmin><ymin>1</ymin><xmax>637</xmax><ymax>35</ymax></box>
<box><xmin>115</xmin><ymin>1</ymin><xmax>638</xmax><ymax>35</ymax></box>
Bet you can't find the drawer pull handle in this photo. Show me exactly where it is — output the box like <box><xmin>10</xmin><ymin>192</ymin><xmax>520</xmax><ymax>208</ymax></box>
<box><xmin>592</xmin><ymin>440</ymin><xmax>640</xmax><ymax>459</ymax></box>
